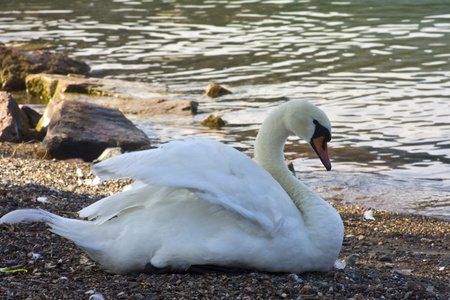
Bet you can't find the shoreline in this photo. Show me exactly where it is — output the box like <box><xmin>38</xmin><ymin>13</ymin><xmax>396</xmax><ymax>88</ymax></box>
<box><xmin>1</xmin><ymin>144</ymin><xmax>449</xmax><ymax>299</ymax></box>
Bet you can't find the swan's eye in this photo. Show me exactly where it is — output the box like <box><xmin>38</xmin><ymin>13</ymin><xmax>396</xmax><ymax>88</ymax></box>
<box><xmin>312</xmin><ymin>120</ymin><xmax>331</xmax><ymax>145</ymax></box>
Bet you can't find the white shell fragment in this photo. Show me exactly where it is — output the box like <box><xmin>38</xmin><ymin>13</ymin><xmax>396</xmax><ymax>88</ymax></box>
<box><xmin>36</xmin><ymin>196</ymin><xmax>49</xmax><ymax>203</ymax></box>
<box><xmin>363</xmin><ymin>209</ymin><xmax>375</xmax><ymax>221</ymax></box>
<box><xmin>28</xmin><ymin>252</ymin><xmax>41</xmax><ymax>260</ymax></box>
<box><xmin>333</xmin><ymin>259</ymin><xmax>346</xmax><ymax>270</ymax></box>
<box><xmin>89</xmin><ymin>293</ymin><xmax>105</xmax><ymax>300</ymax></box>
<box><xmin>83</xmin><ymin>176</ymin><xmax>102</xmax><ymax>186</ymax></box>
<box><xmin>76</xmin><ymin>168</ymin><xmax>84</xmax><ymax>178</ymax></box>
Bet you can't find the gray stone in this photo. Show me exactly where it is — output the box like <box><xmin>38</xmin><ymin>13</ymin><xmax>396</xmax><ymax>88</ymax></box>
<box><xmin>205</xmin><ymin>83</ymin><xmax>232</xmax><ymax>98</ymax></box>
<box><xmin>20</xmin><ymin>105</ymin><xmax>45</xmax><ymax>141</ymax></box>
<box><xmin>0</xmin><ymin>92</ymin><xmax>27</xmax><ymax>142</ymax></box>
<box><xmin>200</xmin><ymin>114</ymin><xmax>226</xmax><ymax>128</ymax></box>
<box><xmin>38</xmin><ymin>100</ymin><xmax>150</xmax><ymax>161</ymax></box>
<box><xmin>94</xmin><ymin>147</ymin><xmax>123</xmax><ymax>163</ymax></box>
<box><xmin>20</xmin><ymin>105</ymin><xmax>42</xmax><ymax>129</ymax></box>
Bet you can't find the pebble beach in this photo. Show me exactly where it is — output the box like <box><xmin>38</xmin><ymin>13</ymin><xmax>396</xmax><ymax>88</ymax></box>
<box><xmin>0</xmin><ymin>142</ymin><xmax>449</xmax><ymax>299</ymax></box>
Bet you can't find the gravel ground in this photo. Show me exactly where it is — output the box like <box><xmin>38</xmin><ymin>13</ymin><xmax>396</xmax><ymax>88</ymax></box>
<box><xmin>0</xmin><ymin>142</ymin><xmax>449</xmax><ymax>299</ymax></box>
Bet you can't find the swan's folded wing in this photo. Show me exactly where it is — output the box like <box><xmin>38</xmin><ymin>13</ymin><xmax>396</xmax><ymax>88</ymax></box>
<box><xmin>79</xmin><ymin>185</ymin><xmax>171</xmax><ymax>224</ymax></box>
<box><xmin>92</xmin><ymin>137</ymin><xmax>296</xmax><ymax>235</ymax></box>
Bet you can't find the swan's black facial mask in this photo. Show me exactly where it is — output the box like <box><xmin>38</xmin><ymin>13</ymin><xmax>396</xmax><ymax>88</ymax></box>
<box><xmin>310</xmin><ymin>120</ymin><xmax>332</xmax><ymax>171</ymax></box>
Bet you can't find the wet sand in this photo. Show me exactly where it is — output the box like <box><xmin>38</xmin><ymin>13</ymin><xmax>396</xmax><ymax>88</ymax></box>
<box><xmin>1</xmin><ymin>143</ymin><xmax>449</xmax><ymax>299</ymax></box>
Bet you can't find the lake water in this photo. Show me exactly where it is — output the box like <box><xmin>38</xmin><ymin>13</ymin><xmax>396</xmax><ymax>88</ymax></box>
<box><xmin>1</xmin><ymin>0</ymin><xmax>449</xmax><ymax>220</ymax></box>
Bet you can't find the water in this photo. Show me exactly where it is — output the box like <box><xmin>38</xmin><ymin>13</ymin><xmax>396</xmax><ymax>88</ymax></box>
<box><xmin>1</xmin><ymin>0</ymin><xmax>449</xmax><ymax>220</ymax></box>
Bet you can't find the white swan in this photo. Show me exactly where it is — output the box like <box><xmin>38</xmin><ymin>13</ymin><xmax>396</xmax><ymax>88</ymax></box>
<box><xmin>0</xmin><ymin>99</ymin><xmax>344</xmax><ymax>275</ymax></box>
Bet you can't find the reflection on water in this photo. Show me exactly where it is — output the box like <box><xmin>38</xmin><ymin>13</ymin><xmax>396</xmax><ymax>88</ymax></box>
<box><xmin>1</xmin><ymin>0</ymin><xmax>449</xmax><ymax>219</ymax></box>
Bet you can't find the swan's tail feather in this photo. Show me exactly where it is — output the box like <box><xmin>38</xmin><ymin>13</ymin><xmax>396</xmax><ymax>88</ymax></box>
<box><xmin>1</xmin><ymin>209</ymin><xmax>100</xmax><ymax>251</ymax></box>
<box><xmin>0</xmin><ymin>208</ymin><xmax>57</xmax><ymax>224</ymax></box>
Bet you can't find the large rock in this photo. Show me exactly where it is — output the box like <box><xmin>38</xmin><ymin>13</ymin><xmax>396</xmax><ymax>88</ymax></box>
<box><xmin>25</xmin><ymin>73</ymin><xmax>197</xmax><ymax>116</ymax></box>
<box><xmin>26</xmin><ymin>73</ymin><xmax>167</xmax><ymax>102</ymax></box>
<box><xmin>0</xmin><ymin>92</ymin><xmax>27</xmax><ymax>142</ymax></box>
<box><xmin>0</xmin><ymin>44</ymin><xmax>89</xmax><ymax>91</ymax></box>
<box><xmin>102</xmin><ymin>98</ymin><xmax>198</xmax><ymax>116</ymax></box>
<box><xmin>38</xmin><ymin>100</ymin><xmax>150</xmax><ymax>161</ymax></box>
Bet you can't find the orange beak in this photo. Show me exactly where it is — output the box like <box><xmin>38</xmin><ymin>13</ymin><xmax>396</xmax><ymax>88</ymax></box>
<box><xmin>311</xmin><ymin>136</ymin><xmax>332</xmax><ymax>171</ymax></box>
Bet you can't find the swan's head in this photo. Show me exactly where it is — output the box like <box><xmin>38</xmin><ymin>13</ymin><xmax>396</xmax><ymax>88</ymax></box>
<box><xmin>284</xmin><ymin>100</ymin><xmax>332</xmax><ymax>171</ymax></box>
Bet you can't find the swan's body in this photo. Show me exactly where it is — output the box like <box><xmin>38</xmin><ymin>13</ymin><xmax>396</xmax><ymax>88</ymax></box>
<box><xmin>0</xmin><ymin>100</ymin><xmax>344</xmax><ymax>274</ymax></box>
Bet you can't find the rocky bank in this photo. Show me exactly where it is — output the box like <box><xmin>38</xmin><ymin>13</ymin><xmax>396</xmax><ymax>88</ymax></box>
<box><xmin>0</xmin><ymin>146</ymin><xmax>449</xmax><ymax>299</ymax></box>
<box><xmin>0</xmin><ymin>44</ymin><xmax>203</xmax><ymax>162</ymax></box>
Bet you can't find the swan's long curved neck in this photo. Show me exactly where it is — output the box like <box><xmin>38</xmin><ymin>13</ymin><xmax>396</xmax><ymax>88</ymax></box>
<box><xmin>254</xmin><ymin>104</ymin><xmax>344</xmax><ymax>263</ymax></box>
<box><xmin>254</xmin><ymin>107</ymin><xmax>290</xmax><ymax>176</ymax></box>
<box><xmin>254</xmin><ymin>105</ymin><xmax>318</xmax><ymax>208</ymax></box>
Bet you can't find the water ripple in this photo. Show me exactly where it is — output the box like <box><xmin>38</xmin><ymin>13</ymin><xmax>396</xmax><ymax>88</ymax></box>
<box><xmin>1</xmin><ymin>0</ymin><xmax>449</xmax><ymax>219</ymax></box>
